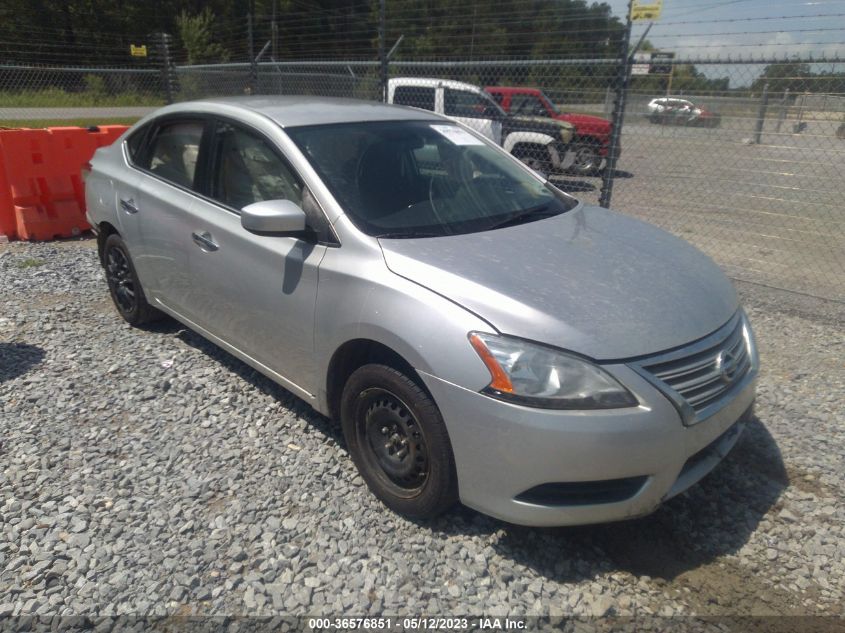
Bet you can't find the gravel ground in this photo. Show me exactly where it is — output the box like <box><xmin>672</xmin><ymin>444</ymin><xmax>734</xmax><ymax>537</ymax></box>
<box><xmin>1</xmin><ymin>237</ymin><xmax>843</xmax><ymax>620</ymax></box>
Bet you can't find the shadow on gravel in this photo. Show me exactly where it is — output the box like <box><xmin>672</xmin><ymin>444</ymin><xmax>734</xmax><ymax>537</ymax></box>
<box><xmin>150</xmin><ymin>320</ymin><xmax>786</xmax><ymax>584</ymax></box>
<box><xmin>552</xmin><ymin>179</ymin><xmax>597</xmax><ymax>193</ymax></box>
<box><xmin>414</xmin><ymin>416</ymin><xmax>786</xmax><ymax>585</ymax></box>
<box><xmin>169</xmin><ymin>323</ymin><xmax>341</xmax><ymax>436</ymax></box>
<box><xmin>472</xmin><ymin>415</ymin><xmax>787</xmax><ymax>583</ymax></box>
<box><xmin>0</xmin><ymin>342</ymin><xmax>45</xmax><ymax>382</ymax></box>
<box><xmin>603</xmin><ymin>168</ymin><xmax>635</xmax><ymax>179</ymax></box>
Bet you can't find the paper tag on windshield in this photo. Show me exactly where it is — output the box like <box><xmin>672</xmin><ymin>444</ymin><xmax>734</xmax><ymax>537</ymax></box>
<box><xmin>430</xmin><ymin>124</ymin><xmax>485</xmax><ymax>146</ymax></box>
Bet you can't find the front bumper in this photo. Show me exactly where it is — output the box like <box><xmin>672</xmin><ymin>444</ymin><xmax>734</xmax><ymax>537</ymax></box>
<box><xmin>419</xmin><ymin>358</ymin><xmax>757</xmax><ymax>527</ymax></box>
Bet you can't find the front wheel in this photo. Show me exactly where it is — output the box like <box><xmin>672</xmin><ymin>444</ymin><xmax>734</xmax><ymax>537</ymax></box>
<box><xmin>569</xmin><ymin>140</ymin><xmax>603</xmax><ymax>176</ymax></box>
<box><xmin>512</xmin><ymin>144</ymin><xmax>552</xmax><ymax>174</ymax></box>
<box><xmin>340</xmin><ymin>364</ymin><xmax>458</xmax><ymax>519</ymax></box>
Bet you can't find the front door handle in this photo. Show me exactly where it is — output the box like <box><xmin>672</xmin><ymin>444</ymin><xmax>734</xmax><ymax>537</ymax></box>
<box><xmin>191</xmin><ymin>231</ymin><xmax>218</xmax><ymax>252</ymax></box>
<box><xmin>119</xmin><ymin>197</ymin><xmax>138</xmax><ymax>214</ymax></box>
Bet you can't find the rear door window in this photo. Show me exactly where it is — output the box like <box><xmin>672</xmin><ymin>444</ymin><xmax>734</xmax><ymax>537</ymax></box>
<box><xmin>125</xmin><ymin>124</ymin><xmax>151</xmax><ymax>165</ymax></box>
<box><xmin>393</xmin><ymin>86</ymin><xmax>436</xmax><ymax>111</ymax></box>
<box><xmin>511</xmin><ymin>94</ymin><xmax>547</xmax><ymax>116</ymax></box>
<box><xmin>444</xmin><ymin>88</ymin><xmax>495</xmax><ymax>118</ymax></box>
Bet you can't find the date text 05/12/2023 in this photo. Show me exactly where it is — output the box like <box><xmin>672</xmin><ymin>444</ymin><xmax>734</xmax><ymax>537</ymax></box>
<box><xmin>307</xmin><ymin>617</ymin><xmax>528</xmax><ymax>630</ymax></box>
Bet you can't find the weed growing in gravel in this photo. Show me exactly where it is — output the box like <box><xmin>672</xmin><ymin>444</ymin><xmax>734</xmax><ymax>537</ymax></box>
<box><xmin>16</xmin><ymin>258</ymin><xmax>45</xmax><ymax>269</ymax></box>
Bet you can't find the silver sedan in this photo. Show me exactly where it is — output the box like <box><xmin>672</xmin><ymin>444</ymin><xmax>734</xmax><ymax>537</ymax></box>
<box><xmin>85</xmin><ymin>96</ymin><xmax>758</xmax><ymax>526</ymax></box>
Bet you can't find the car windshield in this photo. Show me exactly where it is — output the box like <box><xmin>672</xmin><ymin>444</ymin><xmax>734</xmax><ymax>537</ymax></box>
<box><xmin>286</xmin><ymin>120</ymin><xmax>576</xmax><ymax>238</ymax></box>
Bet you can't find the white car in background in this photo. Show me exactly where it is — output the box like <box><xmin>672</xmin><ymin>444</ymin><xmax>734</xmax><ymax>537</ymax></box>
<box><xmin>647</xmin><ymin>97</ymin><xmax>722</xmax><ymax>128</ymax></box>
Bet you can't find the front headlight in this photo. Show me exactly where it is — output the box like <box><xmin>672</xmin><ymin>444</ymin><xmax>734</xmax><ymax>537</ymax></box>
<box><xmin>468</xmin><ymin>332</ymin><xmax>637</xmax><ymax>409</ymax></box>
<box><xmin>559</xmin><ymin>126</ymin><xmax>574</xmax><ymax>144</ymax></box>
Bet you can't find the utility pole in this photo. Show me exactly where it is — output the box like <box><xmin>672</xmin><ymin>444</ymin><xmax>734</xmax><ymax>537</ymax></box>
<box><xmin>753</xmin><ymin>82</ymin><xmax>770</xmax><ymax>145</ymax></box>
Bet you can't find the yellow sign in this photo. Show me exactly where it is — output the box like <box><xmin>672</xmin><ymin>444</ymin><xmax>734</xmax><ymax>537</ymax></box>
<box><xmin>130</xmin><ymin>44</ymin><xmax>148</xmax><ymax>57</ymax></box>
<box><xmin>631</xmin><ymin>0</ymin><xmax>663</xmax><ymax>22</ymax></box>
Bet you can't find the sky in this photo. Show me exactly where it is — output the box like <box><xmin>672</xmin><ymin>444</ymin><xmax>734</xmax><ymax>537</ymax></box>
<box><xmin>601</xmin><ymin>0</ymin><xmax>845</xmax><ymax>60</ymax></box>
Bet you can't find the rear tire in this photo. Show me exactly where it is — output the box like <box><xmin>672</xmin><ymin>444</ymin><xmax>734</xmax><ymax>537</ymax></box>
<box><xmin>340</xmin><ymin>364</ymin><xmax>458</xmax><ymax>519</ymax></box>
<box><xmin>103</xmin><ymin>233</ymin><xmax>163</xmax><ymax>326</ymax></box>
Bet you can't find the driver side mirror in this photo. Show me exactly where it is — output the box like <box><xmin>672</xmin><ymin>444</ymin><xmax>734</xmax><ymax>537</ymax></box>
<box><xmin>241</xmin><ymin>199</ymin><xmax>307</xmax><ymax>235</ymax></box>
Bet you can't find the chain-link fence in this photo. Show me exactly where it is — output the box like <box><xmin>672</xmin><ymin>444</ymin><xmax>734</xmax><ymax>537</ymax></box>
<box><xmin>1</xmin><ymin>51</ymin><xmax>843</xmax><ymax>301</ymax></box>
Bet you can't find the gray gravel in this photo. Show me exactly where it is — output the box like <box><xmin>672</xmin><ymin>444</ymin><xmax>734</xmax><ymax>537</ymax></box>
<box><xmin>1</xmin><ymin>238</ymin><xmax>843</xmax><ymax>618</ymax></box>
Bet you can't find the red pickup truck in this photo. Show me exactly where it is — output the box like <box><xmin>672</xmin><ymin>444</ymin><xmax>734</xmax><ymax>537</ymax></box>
<box><xmin>485</xmin><ymin>86</ymin><xmax>612</xmax><ymax>175</ymax></box>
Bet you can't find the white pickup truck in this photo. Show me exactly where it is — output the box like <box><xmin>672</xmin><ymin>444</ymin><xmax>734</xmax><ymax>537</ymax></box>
<box><xmin>387</xmin><ymin>77</ymin><xmax>574</xmax><ymax>173</ymax></box>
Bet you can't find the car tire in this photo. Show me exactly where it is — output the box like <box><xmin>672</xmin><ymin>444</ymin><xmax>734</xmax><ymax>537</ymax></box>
<box><xmin>103</xmin><ymin>233</ymin><xmax>163</xmax><ymax>326</ymax></box>
<box><xmin>340</xmin><ymin>363</ymin><xmax>458</xmax><ymax>519</ymax></box>
<box><xmin>569</xmin><ymin>139</ymin><xmax>603</xmax><ymax>176</ymax></box>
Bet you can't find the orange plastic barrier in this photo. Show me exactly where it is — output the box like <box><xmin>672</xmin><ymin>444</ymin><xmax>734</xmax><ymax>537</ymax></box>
<box><xmin>0</xmin><ymin>125</ymin><xmax>129</xmax><ymax>241</ymax></box>
<box><xmin>0</xmin><ymin>148</ymin><xmax>14</xmax><ymax>241</ymax></box>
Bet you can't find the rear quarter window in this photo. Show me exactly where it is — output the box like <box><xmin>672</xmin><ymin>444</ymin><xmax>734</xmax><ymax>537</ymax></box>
<box><xmin>146</xmin><ymin>120</ymin><xmax>204</xmax><ymax>189</ymax></box>
<box><xmin>125</xmin><ymin>124</ymin><xmax>151</xmax><ymax>166</ymax></box>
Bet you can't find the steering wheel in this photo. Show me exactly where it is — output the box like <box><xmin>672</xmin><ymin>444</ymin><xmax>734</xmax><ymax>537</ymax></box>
<box><xmin>428</xmin><ymin>148</ymin><xmax>489</xmax><ymax>230</ymax></box>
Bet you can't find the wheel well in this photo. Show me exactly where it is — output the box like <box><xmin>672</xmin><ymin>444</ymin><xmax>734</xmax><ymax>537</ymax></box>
<box><xmin>511</xmin><ymin>142</ymin><xmax>549</xmax><ymax>156</ymax></box>
<box><xmin>97</xmin><ymin>221</ymin><xmax>119</xmax><ymax>265</ymax></box>
<box><xmin>573</xmin><ymin>135</ymin><xmax>601</xmax><ymax>146</ymax></box>
<box><xmin>326</xmin><ymin>339</ymin><xmax>425</xmax><ymax>421</ymax></box>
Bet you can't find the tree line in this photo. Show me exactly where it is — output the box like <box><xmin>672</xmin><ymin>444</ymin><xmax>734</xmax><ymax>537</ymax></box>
<box><xmin>0</xmin><ymin>0</ymin><xmax>841</xmax><ymax>97</ymax></box>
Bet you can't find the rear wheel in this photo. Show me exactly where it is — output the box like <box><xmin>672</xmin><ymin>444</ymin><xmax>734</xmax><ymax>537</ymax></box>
<box><xmin>340</xmin><ymin>364</ymin><xmax>458</xmax><ymax>519</ymax></box>
<box><xmin>103</xmin><ymin>233</ymin><xmax>163</xmax><ymax>326</ymax></box>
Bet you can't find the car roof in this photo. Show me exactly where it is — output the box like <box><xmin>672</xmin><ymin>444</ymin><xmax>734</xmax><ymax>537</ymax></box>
<box><xmin>147</xmin><ymin>95</ymin><xmax>442</xmax><ymax>128</ymax></box>
<box><xmin>389</xmin><ymin>77</ymin><xmax>483</xmax><ymax>93</ymax></box>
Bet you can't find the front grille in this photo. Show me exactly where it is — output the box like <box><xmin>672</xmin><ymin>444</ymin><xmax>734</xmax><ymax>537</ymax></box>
<box><xmin>640</xmin><ymin>316</ymin><xmax>751</xmax><ymax>415</ymax></box>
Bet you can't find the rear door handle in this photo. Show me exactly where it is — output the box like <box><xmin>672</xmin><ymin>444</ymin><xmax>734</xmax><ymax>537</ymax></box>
<box><xmin>119</xmin><ymin>197</ymin><xmax>138</xmax><ymax>214</ymax></box>
<box><xmin>191</xmin><ymin>231</ymin><xmax>219</xmax><ymax>252</ymax></box>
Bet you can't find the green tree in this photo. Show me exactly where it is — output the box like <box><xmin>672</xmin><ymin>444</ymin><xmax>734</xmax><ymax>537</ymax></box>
<box><xmin>177</xmin><ymin>7</ymin><xmax>230</xmax><ymax>64</ymax></box>
<box><xmin>751</xmin><ymin>63</ymin><xmax>811</xmax><ymax>95</ymax></box>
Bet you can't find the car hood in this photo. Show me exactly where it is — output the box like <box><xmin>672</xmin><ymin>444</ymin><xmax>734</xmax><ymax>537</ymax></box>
<box><xmin>556</xmin><ymin>113</ymin><xmax>611</xmax><ymax>135</ymax></box>
<box><xmin>378</xmin><ymin>205</ymin><xmax>738</xmax><ymax>360</ymax></box>
<box><xmin>509</xmin><ymin>114</ymin><xmax>574</xmax><ymax>131</ymax></box>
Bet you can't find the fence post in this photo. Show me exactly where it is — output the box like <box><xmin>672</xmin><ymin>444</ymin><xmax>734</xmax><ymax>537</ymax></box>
<box><xmin>775</xmin><ymin>87</ymin><xmax>790</xmax><ymax>134</ymax></box>
<box><xmin>378</xmin><ymin>0</ymin><xmax>387</xmax><ymax>102</ymax></box>
<box><xmin>248</xmin><ymin>12</ymin><xmax>258</xmax><ymax>93</ymax></box>
<box><xmin>753</xmin><ymin>82</ymin><xmax>769</xmax><ymax>145</ymax></box>
<box><xmin>604</xmin><ymin>85</ymin><xmax>613</xmax><ymax>119</ymax></box>
<box><xmin>152</xmin><ymin>33</ymin><xmax>176</xmax><ymax>104</ymax></box>
<box><xmin>599</xmin><ymin>1</ymin><xmax>633</xmax><ymax>209</ymax></box>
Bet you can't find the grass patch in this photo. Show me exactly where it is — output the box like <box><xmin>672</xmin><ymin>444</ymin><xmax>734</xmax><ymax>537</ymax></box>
<box><xmin>0</xmin><ymin>118</ymin><xmax>140</xmax><ymax>129</ymax></box>
<box><xmin>0</xmin><ymin>87</ymin><xmax>164</xmax><ymax>108</ymax></box>
<box><xmin>16</xmin><ymin>257</ymin><xmax>46</xmax><ymax>269</ymax></box>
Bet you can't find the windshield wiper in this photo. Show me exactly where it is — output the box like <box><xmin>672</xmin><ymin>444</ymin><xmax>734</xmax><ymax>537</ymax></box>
<box><xmin>485</xmin><ymin>204</ymin><xmax>555</xmax><ymax>231</ymax></box>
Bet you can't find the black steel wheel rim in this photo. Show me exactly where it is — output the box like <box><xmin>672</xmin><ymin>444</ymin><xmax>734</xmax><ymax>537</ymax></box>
<box><xmin>106</xmin><ymin>246</ymin><xmax>136</xmax><ymax>313</ymax></box>
<box><xmin>356</xmin><ymin>388</ymin><xmax>430</xmax><ymax>496</ymax></box>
